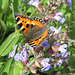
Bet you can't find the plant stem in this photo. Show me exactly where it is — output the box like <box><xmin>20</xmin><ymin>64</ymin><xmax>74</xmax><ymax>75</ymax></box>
<box><xmin>27</xmin><ymin>54</ymin><xmax>41</xmax><ymax>68</ymax></box>
<box><xmin>0</xmin><ymin>32</ymin><xmax>5</xmax><ymax>44</ymax></box>
<box><xmin>0</xmin><ymin>36</ymin><xmax>15</xmax><ymax>56</ymax></box>
<box><xmin>0</xmin><ymin>19</ymin><xmax>7</xmax><ymax>32</ymax></box>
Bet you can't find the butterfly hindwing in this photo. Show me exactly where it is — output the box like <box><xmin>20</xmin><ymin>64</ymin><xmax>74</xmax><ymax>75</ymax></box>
<box><xmin>24</xmin><ymin>25</ymin><xmax>46</xmax><ymax>42</ymax></box>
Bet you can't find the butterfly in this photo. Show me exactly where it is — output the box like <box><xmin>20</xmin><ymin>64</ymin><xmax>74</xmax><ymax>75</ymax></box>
<box><xmin>15</xmin><ymin>13</ymin><xmax>49</xmax><ymax>47</ymax></box>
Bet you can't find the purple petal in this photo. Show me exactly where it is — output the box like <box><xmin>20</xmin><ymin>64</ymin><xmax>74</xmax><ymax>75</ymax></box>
<box><xmin>27</xmin><ymin>0</ymin><xmax>40</xmax><ymax>7</ymax></box>
<box><xmin>64</xmin><ymin>59</ymin><xmax>69</xmax><ymax>64</ymax></box>
<box><xmin>19</xmin><ymin>43</ymin><xmax>22</xmax><ymax>47</ymax></box>
<box><xmin>20</xmin><ymin>50</ymin><xmax>28</xmax><ymax>57</ymax></box>
<box><xmin>10</xmin><ymin>3</ymin><xmax>12</xmax><ymax>6</ymax></box>
<box><xmin>41</xmin><ymin>66</ymin><xmax>50</xmax><ymax>71</ymax></box>
<box><xmin>58</xmin><ymin>26</ymin><xmax>62</xmax><ymax>31</ymax></box>
<box><xmin>56</xmin><ymin>12</ymin><xmax>63</xmax><ymax>16</ymax></box>
<box><xmin>66</xmin><ymin>0</ymin><xmax>72</xmax><ymax>8</ymax></box>
<box><xmin>22</xmin><ymin>58</ymin><xmax>27</xmax><ymax>62</ymax></box>
<box><xmin>29</xmin><ymin>45</ymin><xmax>33</xmax><ymax>50</ymax></box>
<box><xmin>60</xmin><ymin>18</ymin><xmax>65</xmax><ymax>23</ymax></box>
<box><xmin>41</xmin><ymin>57</ymin><xmax>52</xmax><ymax>71</ymax></box>
<box><xmin>54</xmin><ymin>63</ymin><xmax>58</xmax><ymax>68</ymax></box>
<box><xmin>8</xmin><ymin>45</ymin><xmax>17</xmax><ymax>58</ymax></box>
<box><xmin>23</xmin><ymin>48</ymin><xmax>26</xmax><ymax>51</ymax></box>
<box><xmin>58</xmin><ymin>44</ymin><xmax>67</xmax><ymax>53</ymax></box>
<box><xmin>22</xmin><ymin>0</ymin><xmax>26</xmax><ymax>3</ymax></box>
<box><xmin>19</xmin><ymin>7</ymin><xmax>22</xmax><ymax>9</ymax></box>
<box><xmin>55</xmin><ymin>43</ymin><xmax>60</xmax><ymax>45</ymax></box>
<box><xmin>14</xmin><ymin>53</ymin><xmax>20</xmax><ymax>61</ymax></box>
<box><xmin>54</xmin><ymin>26</ymin><xmax>62</xmax><ymax>34</ymax></box>
<box><xmin>50</xmin><ymin>26</ymin><xmax>62</xmax><ymax>34</ymax></box>
<box><xmin>20</xmin><ymin>50</ymin><xmax>28</xmax><ymax>62</ymax></box>
<box><xmin>57</xmin><ymin>59</ymin><xmax>63</xmax><ymax>66</ymax></box>
<box><xmin>62</xmin><ymin>44</ymin><xmax>67</xmax><ymax>48</ymax></box>
<box><xmin>36</xmin><ymin>0</ymin><xmax>40</xmax><ymax>3</ymax></box>
<box><xmin>61</xmin><ymin>52</ymin><xmax>68</xmax><ymax>58</ymax></box>
<box><xmin>8</xmin><ymin>52</ymin><xmax>14</xmax><ymax>58</ymax></box>
<box><xmin>50</xmin><ymin>26</ymin><xmax>55</xmax><ymax>31</ymax></box>
<box><xmin>41</xmin><ymin>58</ymin><xmax>50</xmax><ymax>66</ymax></box>
<box><xmin>27</xmin><ymin>0</ymin><xmax>33</xmax><ymax>5</ymax></box>
<box><xmin>23</xmin><ymin>72</ymin><xmax>26</xmax><ymax>75</ymax></box>
<box><xmin>54</xmin><ymin>12</ymin><xmax>65</xmax><ymax>23</ymax></box>
<box><xmin>54</xmin><ymin>16</ymin><xmax>61</xmax><ymax>21</ymax></box>
<box><xmin>13</xmin><ymin>45</ymin><xmax>17</xmax><ymax>51</ymax></box>
<box><xmin>55</xmin><ymin>53</ymin><xmax>60</xmax><ymax>57</ymax></box>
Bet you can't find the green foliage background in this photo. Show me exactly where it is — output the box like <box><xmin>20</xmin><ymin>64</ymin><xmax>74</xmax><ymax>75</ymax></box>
<box><xmin>0</xmin><ymin>0</ymin><xmax>75</xmax><ymax>75</ymax></box>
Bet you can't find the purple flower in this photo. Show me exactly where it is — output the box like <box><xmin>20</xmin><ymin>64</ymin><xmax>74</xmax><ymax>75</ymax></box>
<box><xmin>20</xmin><ymin>50</ymin><xmax>28</xmax><ymax>62</ymax></box>
<box><xmin>28</xmin><ymin>44</ymin><xmax>33</xmax><ymax>50</ymax></box>
<box><xmin>19</xmin><ymin>7</ymin><xmax>22</xmax><ymax>9</ymax></box>
<box><xmin>14</xmin><ymin>53</ymin><xmax>21</xmax><ymax>61</ymax></box>
<box><xmin>22</xmin><ymin>0</ymin><xmax>26</xmax><ymax>3</ymax></box>
<box><xmin>42</xmin><ymin>40</ymin><xmax>49</xmax><ymax>48</ymax></box>
<box><xmin>61</xmin><ymin>51</ymin><xmax>68</xmax><ymax>58</ymax></box>
<box><xmin>23</xmin><ymin>43</ymin><xmax>33</xmax><ymax>50</ymax></box>
<box><xmin>14</xmin><ymin>46</ymin><xmax>28</xmax><ymax>62</ymax></box>
<box><xmin>10</xmin><ymin>3</ymin><xmax>12</xmax><ymax>6</ymax></box>
<box><xmin>8</xmin><ymin>52</ymin><xmax>15</xmax><ymax>58</ymax></box>
<box><xmin>14</xmin><ymin>50</ymin><xmax>28</xmax><ymax>62</ymax></box>
<box><xmin>55</xmin><ymin>52</ymin><xmax>69</xmax><ymax>66</ymax></box>
<box><xmin>55</xmin><ymin>53</ymin><xmax>60</xmax><ymax>57</ymax></box>
<box><xmin>57</xmin><ymin>59</ymin><xmax>64</xmax><ymax>66</ymax></box>
<box><xmin>66</xmin><ymin>0</ymin><xmax>72</xmax><ymax>8</ymax></box>
<box><xmin>58</xmin><ymin>44</ymin><xmax>67</xmax><ymax>53</ymax></box>
<box><xmin>41</xmin><ymin>57</ymin><xmax>52</xmax><ymax>71</ymax></box>
<box><xmin>23</xmin><ymin>72</ymin><xmax>26</xmax><ymax>75</ymax></box>
<box><xmin>50</xmin><ymin>26</ymin><xmax>62</xmax><ymax>34</ymax></box>
<box><xmin>20</xmin><ymin>49</ymin><xmax>28</xmax><ymax>62</ymax></box>
<box><xmin>54</xmin><ymin>59</ymin><xmax>63</xmax><ymax>68</ymax></box>
<box><xmin>8</xmin><ymin>45</ymin><xmax>17</xmax><ymax>58</ymax></box>
<box><xmin>64</xmin><ymin>59</ymin><xmax>69</xmax><ymax>64</ymax></box>
<box><xmin>23</xmin><ymin>47</ymin><xmax>26</xmax><ymax>51</ymax></box>
<box><xmin>54</xmin><ymin>63</ymin><xmax>58</xmax><ymax>68</ymax></box>
<box><xmin>29</xmin><ymin>45</ymin><xmax>33</xmax><ymax>50</ymax></box>
<box><xmin>55</xmin><ymin>42</ymin><xmax>60</xmax><ymax>45</ymax></box>
<box><xmin>53</xmin><ymin>12</ymin><xmax>65</xmax><ymax>23</ymax></box>
<box><xmin>19</xmin><ymin>43</ymin><xmax>23</xmax><ymax>47</ymax></box>
<box><xmin>13</xmin><ymin>45</ymin><xmax>17</xmax><ymax>50</ymax></box>
<box><xmin>61</xmin><ymin>52</ymin><xmax>69</xmax><ymax>64</ymax></box>
<box><xmin>27</xmin><ymin>0</ymin><xmax>40</xmax><ymax>7</ymax></box>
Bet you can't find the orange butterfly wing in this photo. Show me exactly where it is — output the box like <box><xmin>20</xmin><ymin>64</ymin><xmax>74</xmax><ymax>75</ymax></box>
<box><xmin>15</xmin><ymin>13</ymin><xmax>48</xmax><ymax>47</ymax></box>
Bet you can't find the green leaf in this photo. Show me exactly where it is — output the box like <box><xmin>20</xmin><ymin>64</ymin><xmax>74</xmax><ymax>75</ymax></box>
<box><xmin>69</xmin><ymin>56</ymin><xmax>75</xmax><ymax>71</ymax></box>
<box><xmin>61</xmin><ymin>6</ymin><xmax>66</xmax><ymax>14</ymax></box>
<box><xmin>1</xmin><ymin>0</ymin><xmax>9</xmax><ymax>14</ymax></box>
<box><xmin>0</xmin><ymin>18</ymin><xmax>7</xmax><ymax>32</ymax></box>
<box><xmin>0</xmin><ymin>57</ymin><xmax>7</xmax><ymax>69</ymax></box>
<box><xmin>13</xmin><ymin>0</ymin><xmax>18</xmax><ymax>12</ymax></box>
<box><xmin>69</xmin><ymin>22</ymin><xmax>75</xmax><ymax>39</ymax></box>
<box><xmin>54</xmin><ymin>66</ymin><xmax>64</xmax><ymax>71</ymax></box>
<box><xmin>0</xmin><ymin>58</ymin><xmax>13</xmax><ymax>75</ymax></box>
<box><xmin>9</xmin><ymin>61</ymin><xmax>23</xmax><ymax>75</ymax></box>
<box><xmin>0</xmin><ymin>0</ymin><xmax>3</xmax><ymax>19</ymax></box>
<box><xmin>18</xmin><ymin>0</ymin><xmax>22</xmax><ymax>7</ymax></box>
<box><xmin>0</xmin><ymin>32</ymin><xmax>19</xmax><ymax>56</ymax></box>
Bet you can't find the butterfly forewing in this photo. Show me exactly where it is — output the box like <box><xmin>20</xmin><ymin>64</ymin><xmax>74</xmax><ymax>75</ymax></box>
<box><xmin>15</xmin><ymin>13</ymin><xmax>48</xmax><ymax>47</ymax></box>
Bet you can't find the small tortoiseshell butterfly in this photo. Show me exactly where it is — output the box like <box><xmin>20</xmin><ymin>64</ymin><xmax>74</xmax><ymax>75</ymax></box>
<box><xmin>15</xmin><ymin>13</ymin><xmax>49</xmax><ymax>47</ymax></box>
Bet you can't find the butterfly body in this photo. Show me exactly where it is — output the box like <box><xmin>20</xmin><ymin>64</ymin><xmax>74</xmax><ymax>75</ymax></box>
<box><xmin>15</xmin><ymin>13</ymin><xmax>48</xmax><ymax>47</ymax></box>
